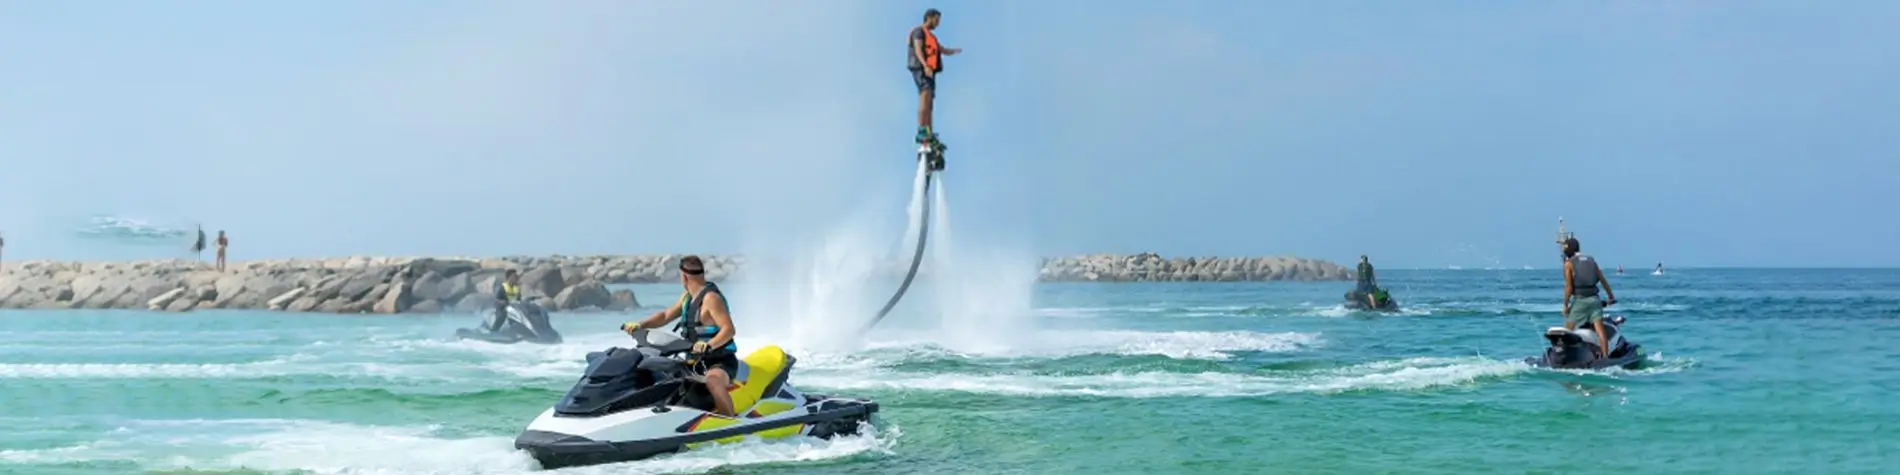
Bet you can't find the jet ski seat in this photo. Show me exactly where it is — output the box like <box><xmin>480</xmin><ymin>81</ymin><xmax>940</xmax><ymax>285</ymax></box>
<box><xmin>727</xmin><ymin>346</ymin><xmax>794</xmax><ymax>417</ymax></box>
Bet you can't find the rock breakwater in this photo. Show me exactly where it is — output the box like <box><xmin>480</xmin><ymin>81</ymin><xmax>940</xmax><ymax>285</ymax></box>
<box><xmin>0</xmin><ymin>253</ymin><xmax>1345</xmax><ymax>313</ymax></box>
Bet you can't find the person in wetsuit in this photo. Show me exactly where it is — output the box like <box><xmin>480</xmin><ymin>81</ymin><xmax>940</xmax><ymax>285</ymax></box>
<box><xmin>488</xmin><ymin>269</ymin><xmax>523</xmax><ymax>332</ymax></box>
<box><xmin>622</xmin><ymin>255</ymin><xmax>741</xmax><ymax>417</ymax></box>
<box><xmin>1562</xmin><ymin>238</ymin><xmax>1619</xmax><ymax>357</ymax></box>
<box><xmin>1355</xmin><ymin>255</ymin><xmax>1380</xmax><ymax>308</ymax></box>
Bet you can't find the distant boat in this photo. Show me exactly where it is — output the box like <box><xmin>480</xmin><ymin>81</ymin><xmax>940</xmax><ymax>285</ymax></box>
<box><xmin>1652</xmin><ymin>262</ymin><xmax>1664</xmax><ymax>275</ymax></box>
<box><xmin>1617</xmin><ymin>265</ymin><xmax>1625</xmax><ymax>275</ymax></box>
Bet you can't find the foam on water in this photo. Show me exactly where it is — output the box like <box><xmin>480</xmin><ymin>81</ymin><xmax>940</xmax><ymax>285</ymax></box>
<box><xmin>0</xmin><ymin>418</ymin><xmax>895</xmax><ymax>475</ymax></box>
<box><xmin>798</xmin><ymin>356</ymin><xmax>1528</xmax><ymax>398</ymax></box>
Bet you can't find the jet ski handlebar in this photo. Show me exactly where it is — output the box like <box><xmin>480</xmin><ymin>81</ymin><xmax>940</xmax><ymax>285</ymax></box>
<box><xmin>624</xmin><ymin>328</ymin><xmax>696</xmax><ymax>357</ymax></box>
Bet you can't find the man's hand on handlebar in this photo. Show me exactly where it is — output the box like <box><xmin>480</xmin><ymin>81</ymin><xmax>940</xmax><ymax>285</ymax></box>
<box><xmin>691</xmin><ymin>341</ymin><xmax>710</xmax><ymax>354</ymax></box>
<box><xmin>621</xmin><ymin>322</ymin><xmax>640</xmax><ymax>335</ymax></box>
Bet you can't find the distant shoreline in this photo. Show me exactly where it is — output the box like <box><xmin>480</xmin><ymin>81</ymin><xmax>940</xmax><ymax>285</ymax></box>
<box><xmin>0</xmin><ymin>253</ymin><xmax>1351</xmax><ymax>313</ymax></box>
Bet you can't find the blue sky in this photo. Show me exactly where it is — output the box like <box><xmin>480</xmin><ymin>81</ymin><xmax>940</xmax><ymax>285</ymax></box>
<box><xmin>1</xmin><ymin>1</ymin><xmax>1894</xmax><ymax>268</ymax></box>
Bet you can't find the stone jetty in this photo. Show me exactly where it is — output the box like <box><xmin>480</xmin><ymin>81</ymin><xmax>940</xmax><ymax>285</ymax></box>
<box><xmin>0</xmin><ymin>253</ymin><xmax>1347</xmax><ymax>313</ymax></box>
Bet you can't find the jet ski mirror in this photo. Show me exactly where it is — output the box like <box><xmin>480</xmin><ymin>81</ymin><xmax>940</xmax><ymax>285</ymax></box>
<box><xmin>1608</xmin><ymin>315</ymin><xmax>1627</xmax><ymax>326</ymax></box>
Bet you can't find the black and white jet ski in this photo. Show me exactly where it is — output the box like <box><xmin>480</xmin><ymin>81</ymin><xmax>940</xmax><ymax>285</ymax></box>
<box><xmin>514</xmin><ymin>329</ymin><xmax>879</xmax><ymax>469</ymax></box>
<box><xmin>454</xmin><ymin>302</ymin><xmax>563</xmax><ymax>345</ymax></box>
<box><xmin>1525</xmin><ymin>315</ymin><xmax>1646</xmax><ymax>370</ymax></box>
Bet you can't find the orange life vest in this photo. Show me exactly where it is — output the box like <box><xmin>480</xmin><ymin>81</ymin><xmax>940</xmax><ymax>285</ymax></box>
<box><xmin>919</xmin><ymin>27</ymin><xmax>942</xmax><ymax>72</ymax></box>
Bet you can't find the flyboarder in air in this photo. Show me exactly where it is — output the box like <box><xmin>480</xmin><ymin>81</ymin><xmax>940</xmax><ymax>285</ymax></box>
<box><xmin>909</xmin><ymin>8</ymin><xmax>959</xmax><ymax>171</ymax></box>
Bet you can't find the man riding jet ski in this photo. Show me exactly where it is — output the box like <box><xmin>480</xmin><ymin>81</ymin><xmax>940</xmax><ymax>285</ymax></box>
<box><xmin>1528</xmin><ymin>229</ymin><xmax>1645</xmax><ymax>370</ymax></box>
<box><xmin>512</xmin><ymin>327</ymin><xmax>879</xmax><ymax>469</ymax></box>
<box><xmin>1342</xmin><ymin>255</ymin><xmax>1398</xmax><ymax>311</ymax></box>
<box><xmin>454</xmin><ymin>269</ymin><xmax>563</xmax><ymax>344</ymax></box>
<box><xmin>514</xmin><ymin>256</ymin><xmax>878</xmax><ymax>469</ymax></box>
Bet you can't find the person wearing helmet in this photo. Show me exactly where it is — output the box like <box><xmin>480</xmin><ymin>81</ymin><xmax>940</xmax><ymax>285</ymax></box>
<box><xmin>1562</xmin><ymin>237</ymin><xmax>1619</xmax><ymax>357</ymax></box>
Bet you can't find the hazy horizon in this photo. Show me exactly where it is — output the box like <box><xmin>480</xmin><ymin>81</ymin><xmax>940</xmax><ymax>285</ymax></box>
<box><xmin>3</xmin><ymin>1</ymin><xmax>1894</xmax><ymax>269</ymax></box>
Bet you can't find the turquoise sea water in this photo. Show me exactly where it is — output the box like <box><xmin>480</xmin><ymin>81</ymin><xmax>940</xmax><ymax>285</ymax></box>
<box><xmin>3</xmin><ymin>268</ymin><xmax>1897</xmax><ymax>474</ymax></box>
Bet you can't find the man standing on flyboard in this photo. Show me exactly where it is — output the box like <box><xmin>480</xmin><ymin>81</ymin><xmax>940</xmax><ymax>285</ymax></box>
<box><xmin>909</xmin><ymin>8</ymin><xmax>960</xmax><ymax>172</ymax></box>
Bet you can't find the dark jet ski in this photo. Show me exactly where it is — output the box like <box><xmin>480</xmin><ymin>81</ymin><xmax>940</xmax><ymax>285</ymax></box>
<box><xmin>455</xmin><ymin>301</ymin><xmax>563</xmax><ymax>344</ymax></box>
<box><xmin>1525</xmin><ymin>315</ymin><xmax>1646</xmax><ymax>370</ymax></box>
<box><xmin>515</xmin><ymin>329</ymin><xmax>879</xmax><ymax>469</ymax></box>
<box><xmin>1343</xmin><ymin>288</ymin><xmax>1399</xmax><ymax>312</ymax></box>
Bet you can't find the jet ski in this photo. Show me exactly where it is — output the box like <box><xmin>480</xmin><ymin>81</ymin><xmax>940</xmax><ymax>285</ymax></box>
<box><xmin>1525</xmin><ymin>315</ymin><xmax>1646</xmax><ymax>370</ymax></box>
<box><xmin>1343</xmin><ymin>288</ymin><xmax>1399</xmax><ymax>312</ymax></box>
<box><xmin>455</xmin><ymin>301</ymin><xmax>563</xmax><ymax>344</ymax></box>
<box><xmin>514</xmin><ymin>329</ymin><xmax>879</xmax><ymax>469</ymax></box>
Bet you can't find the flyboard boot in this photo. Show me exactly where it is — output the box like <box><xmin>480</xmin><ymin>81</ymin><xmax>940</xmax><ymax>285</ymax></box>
<box><xmin>916</xmin><ymin>126</ymin><xmax>946</xmax><ymax>172</ymax></box>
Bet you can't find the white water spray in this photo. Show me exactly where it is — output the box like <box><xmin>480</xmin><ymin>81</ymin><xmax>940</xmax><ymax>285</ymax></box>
<box><xmin>918</xmin><ymin>175</ymin><xmax>1042</xmax><ymax>353</ymax></box>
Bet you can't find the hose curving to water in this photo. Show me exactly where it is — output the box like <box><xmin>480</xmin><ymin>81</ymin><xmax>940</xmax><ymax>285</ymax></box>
<box><xmin>864</xmin><ymin>155</ymin><xmax>936</xmax><ymax>331</ymax></box>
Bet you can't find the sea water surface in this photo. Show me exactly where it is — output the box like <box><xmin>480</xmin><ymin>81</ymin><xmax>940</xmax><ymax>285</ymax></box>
<box><xmin>2</xmin><ymin>269</ymin><xmax>1896</xmax><ymax>474</ymax></box>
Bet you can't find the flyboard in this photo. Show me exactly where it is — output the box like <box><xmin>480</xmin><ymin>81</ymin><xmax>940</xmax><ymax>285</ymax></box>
<box><xmin>862</xmin><ymin>140</ymin><xmax>946</xmax><ymax>331</ymax></box>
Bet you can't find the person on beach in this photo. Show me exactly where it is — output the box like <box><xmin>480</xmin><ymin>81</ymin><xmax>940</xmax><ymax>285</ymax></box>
<box><xmin>488</xmin><ymin>269</ymin><xmax>524</xmax><ymax>331</ymax></box>
<box><xmin>909</xmin><ymin>8</ymin><xmax>961</xmax><ymax>147</ymax></box>
<box><xmin>621</xmin><ymin>255</ymin><xmax>741</xmax><ymax>417</ymax></box>
<box><xmin>1562</xmin><ymin>237</ymin><xmax>1618</xmax><ymax>357</ymax></box>
<box><xmin>214</xmin><ymin>231</ymin><xmax>229</xmax><ymax>271</ymax></box>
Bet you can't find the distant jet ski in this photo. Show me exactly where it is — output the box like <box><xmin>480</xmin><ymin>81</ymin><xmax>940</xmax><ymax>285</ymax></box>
<box><xmin>1525</xmin><ymin>315</ymin><xmax>1646</xmax><ymax>370</ymax></box>
<box><xmin>1343</xmin><ymin>288</ymin><xmax>1398</xmax><ymax>312</ymax></box>
<box><xmin>456</xmin><ymin>302</ymin><xmax>564</xmax><ymax>344</ymax></box>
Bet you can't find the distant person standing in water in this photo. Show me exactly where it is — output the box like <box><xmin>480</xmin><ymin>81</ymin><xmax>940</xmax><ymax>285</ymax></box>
<box><xmin>215</xmin><ymin>231</ymin><xmax>229</xmax><ymax>272</ymax></box>
<box><xmin>1562</xmin><ymin>237</ymin><xmax>1618</xmax><ymax>357</ymax></box>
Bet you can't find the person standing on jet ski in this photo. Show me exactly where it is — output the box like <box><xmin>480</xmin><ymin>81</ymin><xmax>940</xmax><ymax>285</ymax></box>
<box><xmin>1356</xmin><ymin>255</ymin><xmax>1380</xmax><ymax>308</ymax></box>
<box><xmin>1562</xmin><ymin>238</ymin><xmax>1618</xmax><ymax>357</ymax></box>
<box><xmin>620</xmin><ymin>255</ymin><xmax>741</xmax><ymax>418</ymax></box>
<box><xmin>488</xmin><ymin>269</ymin><xmax>524</xmax><ymax>332</ymax></box>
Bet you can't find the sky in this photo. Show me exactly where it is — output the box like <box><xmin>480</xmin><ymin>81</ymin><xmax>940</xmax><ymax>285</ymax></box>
<box><xmin>1</xmin><ymin>0</ymin><xmax>1895</xmax><ymax>268</ymax></box>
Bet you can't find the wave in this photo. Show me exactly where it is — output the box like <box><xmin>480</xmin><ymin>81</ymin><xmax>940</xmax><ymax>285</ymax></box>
<box><xmin>797</xmin><ymin>356</ymin><xmax>1528</xmax><ymax>398</ymax></box>
<box><xmin>0</xmin><ymin>417</ymin><xmax>896</xmax><ymax>474</ymax></box>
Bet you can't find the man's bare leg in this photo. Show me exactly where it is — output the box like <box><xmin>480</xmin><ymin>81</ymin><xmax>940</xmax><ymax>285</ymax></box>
<box><xmin>917</xmin><ymin>89</ymin><xmax>936</xmax><ymax>143</ymax></box>
<box><xmin>705</xmin><ymin>369</ymin><xmax>736</xmax><ymax>417</ymax></box>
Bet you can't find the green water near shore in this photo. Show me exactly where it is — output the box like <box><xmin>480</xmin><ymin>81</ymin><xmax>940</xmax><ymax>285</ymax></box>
<box><xmin>2</xmin><ymin>269</ymin><xmax>1897</xmax><ymax>474</ymax></box>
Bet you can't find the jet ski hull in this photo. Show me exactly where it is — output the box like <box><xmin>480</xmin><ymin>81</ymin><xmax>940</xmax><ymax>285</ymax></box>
<box><xmin>454</xmin><ymin>303</ymin><xmax>563</xmax><ymax>344</ymax></box>
<box><xmin>453</xmin><ymin>327</ymin><xmax>563</xmax><ymax>345</ymax></box>
<box><xmin>516</xmin><ymin>398</ymin><xmax>878</xmax><ymax>470</ymax></box>
<box><xmin>1343</xmin><ymin>290</ymin><xmax>1399</xmax><ymax>312</ymax></box>
<box><xmin>1524</xmin><ymin>317</ymin><xmax>1646</xmax><ymax>370</ymax></box>
<box><xmin>1525</xmin><ymin>343</ymin><xmax>1645</xmax><ymax>370</ymax></box>
<box><xmin>515</xmin><ymin>333</ymin><xmax>879</xmax><ymax>470</ymax></box>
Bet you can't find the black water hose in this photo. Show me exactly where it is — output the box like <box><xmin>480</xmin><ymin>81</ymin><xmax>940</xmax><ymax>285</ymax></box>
<box><xmin>863</xmin><ymin>159</ymin><xmax>936</xmax><ymax>331</ymax></box>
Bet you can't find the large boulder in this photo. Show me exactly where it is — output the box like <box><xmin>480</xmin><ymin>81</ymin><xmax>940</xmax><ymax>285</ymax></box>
<box><xmin>607</xmin><ymin>289</ymin><xmax>640</xmax><ymax>311</ymax></box>
<box><xmin>453</xmin><ymin>293</ymin><xmax>490</xmax><ymax>313</ymax></box>
<box><xmin>519</xmin><ymin>266</ymin><xmax>565</xmax><ymax>298</ymax></box>
<box><xmin>373</xmin><ymin>277</ymin><xmax>413</xmax><ymax>314</ymax></box>
<box><xmin>336</xmin><ymin>272</ymin><xmax>386</xmax><ymax>301</ymax></box>
<box><xmin>552</xmin><ymin>280</ymin><xmax>612</xmax><ymax>311</ymax></box>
